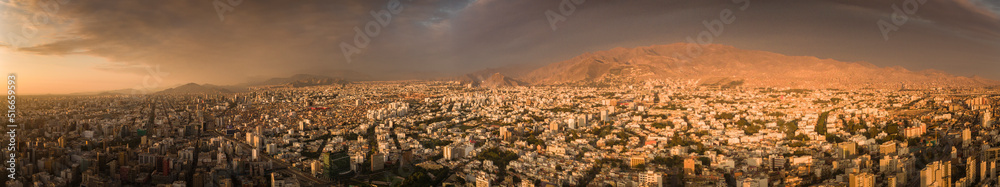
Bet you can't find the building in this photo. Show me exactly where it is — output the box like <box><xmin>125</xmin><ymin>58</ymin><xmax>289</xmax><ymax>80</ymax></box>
<box><xmin>962</xmin><ymin>129</ymin><xmax>971</xmax><ymax>148</ymax></box>
<box><xmin>920</xmin><ymin>161</ymin><xmax>950</xmax><ymax>187</ymax></box>
<box><xmin>880</xmin><ymin>141</ymin><xmax>897</xmax><ymax>156</ymax></box>
<box><xmin>683</xmin><ymin>158</ymin><xmax>696</xmax><ymax>175</ymax></box>
<box><xmin>499</xmin><ymin>126</ymin><xmax>512</xmax><ymax>141</ymax></box>
<box><xmin>840</xmin><ymin>142</ymin><xmax>857</xmax><ymax>158</ymax></box>
<box><xmin>904</xmin><ymin>123</ymin><xmax>927</xmax><ymax>138</ymax></box>
<box><xmin>371</xmin><ymin>152</ymin><xmax>385</xmax><ymax>171</ymax></box>
<box><xmin>848</xmin><ymin>172</ymin><xmax>874</xmax><ymax>187</ymax></box>
<box><xmin>311</xmin><ymin>160</ymin><xmax>323</xmax><ymax>176</ymax></box>
<box><xmin>641</xmin><ymin>170</ymin><xmax>662</xmax><ymax>187</ymax></box>
<box><xmin>966</xmin><ymin>157</ymin><xmax>976</xmax><ymax>184</ymax></box>
<box><xmin>630</xmin><ymin>155</ymin><xmax>646</xmax><ymax>168</ymax></box>
<box><xmin>984</xmin><ymin>109</ymin><xmax>992</xmax><ymax>127</ymax></box>
<box><xmin>476</xmin><ymin>172</ymin><xmax>490</xmax><ymax>187</ymax></box>
<box><xmin>350</xmin><ymin>151</ymin><xmax>365</xmax><ymax>172</ymax></box>
<box><xmin>887</xmin><ymin>175</ymin><xmax>898</xmax><ymax>187</ymax></box>
<box><xmin>737</xmin><ymin>176</ymin><xmax>767</xmax><ymax>187</ymax></box>
<box><xmin>444</xmin><ymin>144</ymin><xmax>466</xmax><ymax>160</ymax></box>
<box><xmin>521</xmin><ymin>179</ymin><xmax>535</xmax><ymax>187</ymax></box>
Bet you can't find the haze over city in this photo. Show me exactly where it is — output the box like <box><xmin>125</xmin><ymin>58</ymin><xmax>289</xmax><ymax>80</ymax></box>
<box><xmin>4</xmin><ymin>1</ymin><xmax>1000</xmax><ymax>187</ymax></box>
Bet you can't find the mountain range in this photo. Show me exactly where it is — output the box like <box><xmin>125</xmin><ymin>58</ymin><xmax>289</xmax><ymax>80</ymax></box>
<box><xmin>92</xmin><ymin>74</ymin><xmax>349</xmax><ymax>95</ymax></box>
<box><xmin>244</xmin><ymin>74</ymin><xmax>350</xmax><ymax>88</ymax></box>
<box><xmin>155</xmin><ymin>83</ymin><xmax>235</xmax><ymax>95</ymax></box>
<box><xmin>493</xmin><ymin>43</ymin><xmax>996</xmax><ymax>89</ymax></box>
<box><xmin>126</xmin><ymin>43</ymin><xmax>999</xmax><ymax>94</ymax></box>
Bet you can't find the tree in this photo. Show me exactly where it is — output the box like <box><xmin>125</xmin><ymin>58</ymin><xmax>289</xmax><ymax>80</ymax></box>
<box><xmin>885</xmin><ymin>123</ymin><xmax>900</xmax><ymax>137</ymax></box>
<box><xmin>652</xmin><ymin>156</ymin><xmax>683</xmax><ymax>167</ymax></box>
<box><xmin>476</xmin><ymin>147</ymin><xmax>520</xmax><ymax>179</ymax></box>
<box><xmin>816</xmin><ymin>111</ymin><xmax>830</xmax><ymax>135</ymax></box>
<box><xmin>698</xmin><ymin>157</ymin><xmax>711</xmax><ymax>167</ymax></box>
<box><xmin>907</xmin><ymin>138</ymin><xmax>921</xmax><ymax>147</ymax></box>
<box><xmin>825</xmin><ymin>134</ymin><xmax>844</xmax><ymax>143</ymax></box>
<box><xmin>633</xmin><ymin>164</ymin><xmax>646</xmax><ymax>170</ymax></box>
<box><xmin>865</xmin><ymin>126</ymin><xmax>881</xmax><ymax>139</ymax></box>
<box><xmin>715</xmin><ymin>113</ymin><xmax>735</xmax><ymax>120</ymax></box>
<box><xmin>651</xmin><ymin>122</ymin><xmax>673</xmax><ymax>129</ymax></box>
<box><xmin>792</xmin><ymin>134</ymin><xmax>810</xmax><ymax>141</ymax></box>
<box><xmin>784</xmin><ymin>120</ymin><xmax>800</xmax><ymax>138</ymax></box>
<box><xmin>401</xmin><ymin>172</ymin><xmax>433</xmax><ymax>187</ymax></box>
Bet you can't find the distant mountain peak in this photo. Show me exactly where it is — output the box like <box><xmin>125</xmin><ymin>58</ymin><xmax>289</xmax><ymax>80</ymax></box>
<box><xmin>521</xmin><ymin>43</ymin><xmax>999</xmax><ymax>89</ymax></box>
<box><xmin>156</xmin><ymin>82</ymin><xmax>233</xmax><ymax>95</ymax></box>
<box><xmin>481</xmin><ymin>73</ymin><xmax>527</xmax><ymax>88</ymax></box>
<box><xmin>246</xmin><ymin>74</ymin><xmax>350</xmax><ymax>88</ymax></box>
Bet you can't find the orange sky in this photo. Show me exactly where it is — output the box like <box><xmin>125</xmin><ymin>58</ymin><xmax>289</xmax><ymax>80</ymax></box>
<box><xmin>2</xmin><ymin>48</ymin><xmax>150</xmax><ymax>95</ymax></box>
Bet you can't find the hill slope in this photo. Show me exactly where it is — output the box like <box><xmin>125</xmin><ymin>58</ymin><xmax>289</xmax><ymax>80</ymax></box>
<box><xmin>521</xmin><ymin>43</ymin><xmax>998</xmax><ymax>89</ymax></box>
<box><xmin>481</xmin><ymin>73</ymin><xmax>528</xmax><ymax>88</ymax></box>
<box><xmin>155</xmin><ymin>83</ymin><xmax>233</xmax><ymax>95</ymax></box>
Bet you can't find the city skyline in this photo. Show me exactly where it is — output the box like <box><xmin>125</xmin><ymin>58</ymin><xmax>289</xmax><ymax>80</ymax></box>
<box><xmin>3</xmin><ymin>1</ymin><xmax>1000</xmax><ymax>187</ymax></box>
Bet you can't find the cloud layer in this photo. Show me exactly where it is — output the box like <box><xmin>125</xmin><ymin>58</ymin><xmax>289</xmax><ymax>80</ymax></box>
<box><xmin>2</xmin><ymin>0</ymin><xmax>999</xmax><ymax>90</ymax></box>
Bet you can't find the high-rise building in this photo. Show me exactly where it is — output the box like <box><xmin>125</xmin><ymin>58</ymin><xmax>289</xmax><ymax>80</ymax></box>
<box><xmin>321</xmin><ymin>152</ymin><xmax>331</xmax><ymax>166</ymax></box>
<box><xmin>683</xmin><ymin>158</ymin><xmax>696</xmax><ymax>175</ymax></box>
<box><xmin>476</xmin><ymin>172</ymin><xmax>490</xmax><ymax>187</ymax></box>
<box><xmin>981</xmin><ymin>160</ymin><xmax>988</xmax><ymax>182</ymax></box>
<box><xmin>643</xmin><ymin>170</ymin><xmax>663</xmax><ymax>187</ymax></box>
<box><xmin>630</xmin><ymin>155</ymin><xmax>646</xmax><ymax>168</ymax></box>
<box><xmin>984</xmin><ymin>110</ymin><xmax>992</xmax><ymax>127</ymax></box>
<box><xmin>920</xmin><ymin>161</ymin><xmax>951</xmax><ymax>187</ymax></box>
<box><xmin>967</xmin><ymin>157</ymin><xmax>976</xmax><ymax>184</ymax></box>
<box><xmin>350</xmin><ymin>151</ymin><xmax>365</xmax><ymax>172</ymax></box>
<box><xmin>887</xmin><ymin>175</ymin><xmax>897</xmax><ymax>187</ymax></box>
<box><xmin>992</xmin><ymin>161</ymin><xmax>997</xmax><ymax>182</ymax></box>
<box><xmin>443</xmin><ymin>145</ymin><xmax>465</xmax><ymax>160</ymax></box>
<box><xmin>962</xmin><ymin>129</ymin><xmax>972</xmax><ymax>148</ymax></box>
<box><xmin>371</xmin><ymin>151</ymin><xmax>385</xmax><ymax>171</ymax></box>
<box><xmin>840</xmin><ymin>142</ymin><xmax>857</xmax><ymax>158</ymax></box>
<box><xmin>500</xmin><ymin>127</ymin><xmax>512</xmax><ymax>141</ymax></box>
<box><xmin>880</xmin><ymin>141</ymin><xmax>897</xmax><ymax>156</ymax></box>
<box><xmin>400</xmin><ymin>150</ymin><xmax>414</xmax><ymax>168</ymax></box>
<box><xmin>311</xmin><ymin>160</ymin><xmax>323</xmax><ymax>176</ymax></box>
<box><xmin>193</xmin><ymin>172</ymin><xmax>205</xmax><ymax>187</ymax></box>
<box><xmin>848</xmin><ymin>172</ymin><xmax>874</xmax><ymax>187</ymax></box>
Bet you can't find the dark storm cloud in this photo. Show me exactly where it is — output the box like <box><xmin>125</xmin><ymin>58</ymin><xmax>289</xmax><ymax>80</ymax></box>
<box><xmin>5</xmin><ymin>0</ymin><xmax>467</xmax><ymax>83</ymax></box>
<box><xmin>4</xmin><ymin>0</ymin><xmax>1000</xmax><ymax>84</ymax></box>
<box><xmin>827</xmin><ymin>0</ymin><xmax>1000</xmax><ymax>38</ymax></box>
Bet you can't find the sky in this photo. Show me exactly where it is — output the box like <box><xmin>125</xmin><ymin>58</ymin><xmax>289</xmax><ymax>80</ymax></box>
<box><xmin>1</xmin><ymin>0</ymin><xmax>999</xmax><ymax>94</ymax></box>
